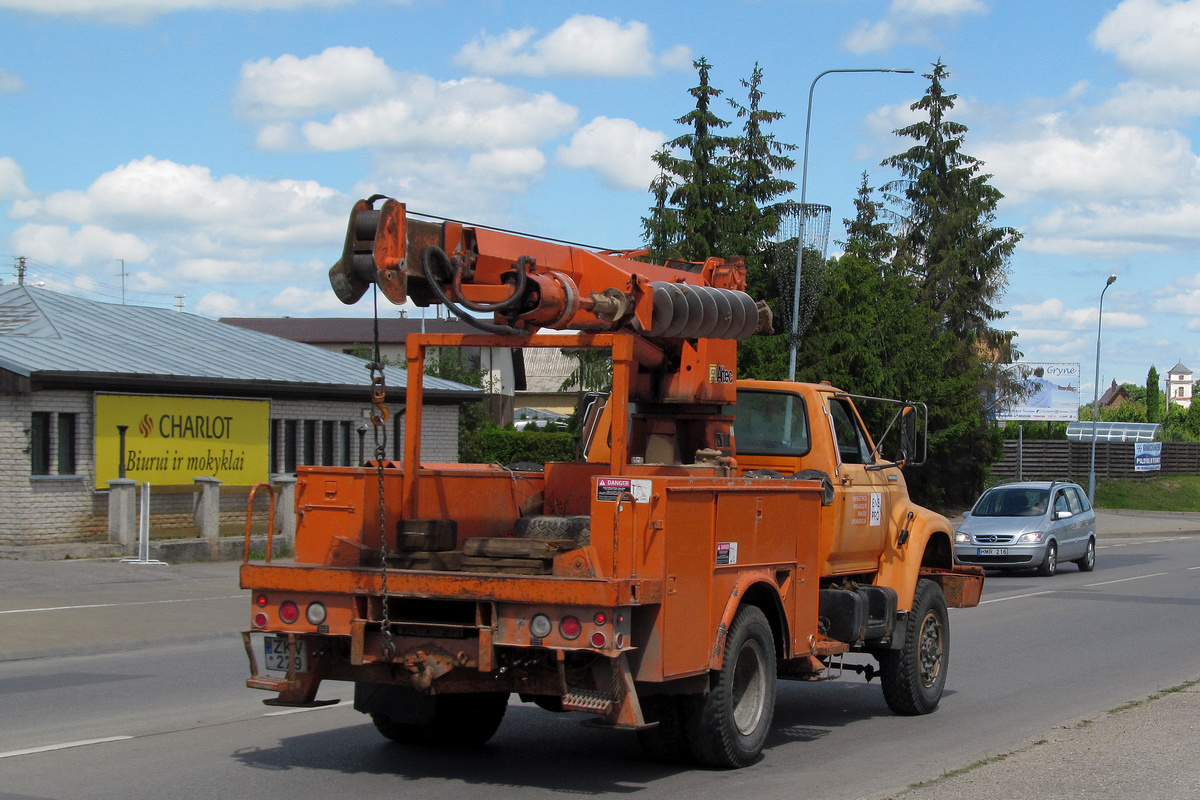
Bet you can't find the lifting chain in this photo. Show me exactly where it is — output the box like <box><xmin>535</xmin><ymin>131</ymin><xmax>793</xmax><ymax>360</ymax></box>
<box><xmin>369</xmin><ymin>287</ymin><xmax>396</xmax><ymax>662</ymax></box>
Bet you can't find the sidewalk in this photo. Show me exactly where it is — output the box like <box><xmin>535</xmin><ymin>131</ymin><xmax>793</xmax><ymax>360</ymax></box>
<box><xmin>880</xmin><ymin>679</ymin><xmax>1200</xmax><ymax>800</ymax></box>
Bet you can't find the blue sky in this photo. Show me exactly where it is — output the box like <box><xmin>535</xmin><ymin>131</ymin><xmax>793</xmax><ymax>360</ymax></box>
<box><xmin>2</xmin><ymin>0</ymin><xmax>1199</xmax><ymax>396</ymax></box>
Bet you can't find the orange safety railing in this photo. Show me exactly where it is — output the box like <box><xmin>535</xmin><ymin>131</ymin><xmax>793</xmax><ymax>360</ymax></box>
<box><xmin>244</xmin><ymin>483</ymin><xmax>277</xmax><ymax>564</ymax></box>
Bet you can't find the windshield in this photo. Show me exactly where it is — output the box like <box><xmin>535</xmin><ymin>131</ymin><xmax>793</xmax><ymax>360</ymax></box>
<box><xmin>973</xmin><ymin>487</ymin><xmax>1049</xmax><ymax>517</ymax></box>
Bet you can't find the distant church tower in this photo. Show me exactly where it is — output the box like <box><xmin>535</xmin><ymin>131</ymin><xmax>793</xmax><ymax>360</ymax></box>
<box><xmin>1166</xmin><ymin>362</ymin><xmax>1193</xmax><ymax>410</ymax></box>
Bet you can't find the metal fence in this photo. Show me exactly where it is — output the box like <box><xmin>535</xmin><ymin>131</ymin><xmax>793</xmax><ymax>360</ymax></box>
<box><xmin>992</xmin><ymin>440</ymin><xmax>1200</xmax><ymax>481</ymax></box>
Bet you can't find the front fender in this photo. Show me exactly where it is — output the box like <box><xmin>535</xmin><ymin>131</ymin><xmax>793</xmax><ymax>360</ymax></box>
<box><xmin>876</xmin><ymin>503</ymin><xmax>953</xmax><ymax>612</ymax></box>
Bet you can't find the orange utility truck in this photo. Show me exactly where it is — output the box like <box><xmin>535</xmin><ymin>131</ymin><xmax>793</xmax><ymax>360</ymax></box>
<box><xmin>240</xmin><ymin>197</ymin><xmax>983</xmax><ymax>768</ymax></box>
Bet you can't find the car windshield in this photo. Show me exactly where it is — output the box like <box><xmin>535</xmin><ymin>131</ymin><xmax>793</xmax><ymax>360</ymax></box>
<box><xmin>973</xmin><ymin>487</ymin><xmax>1049</xmax><ymax>517</ymax></box>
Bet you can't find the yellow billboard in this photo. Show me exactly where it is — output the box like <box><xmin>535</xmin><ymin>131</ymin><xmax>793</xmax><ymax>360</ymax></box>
<box><xmin>95</xmin><ymin>394</ymin><xmax>270</xmax><ymax>488</ymax></box>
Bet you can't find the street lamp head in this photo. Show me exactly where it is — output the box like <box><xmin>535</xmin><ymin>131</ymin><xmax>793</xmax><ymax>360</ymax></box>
<box><xmin>1106</xmin><ymin>274</ymin><xmax>1117</xmax><ymax>286</ymax></box>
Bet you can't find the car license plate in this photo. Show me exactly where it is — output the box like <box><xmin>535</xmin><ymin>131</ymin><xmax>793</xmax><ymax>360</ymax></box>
<box><xmin>263</xmin><ymin>635</ymin><xmax>307</xmax><ymax>673</ymax></box>
<box><xmin>978</xmin><ymin>547</ymin><xmax>1009</xmax><ymax>556</ymax></box>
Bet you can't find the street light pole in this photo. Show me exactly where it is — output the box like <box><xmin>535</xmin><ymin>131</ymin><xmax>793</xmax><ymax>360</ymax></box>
<box><xmin>1088</xmin><ymin>274</ymin><xmax>1118</xmax><ymax>505</ymax></box>
<box><xmin>787</xmin><ymin>67</ymin><xmax>915</xmax><ymax>382</ymax></box>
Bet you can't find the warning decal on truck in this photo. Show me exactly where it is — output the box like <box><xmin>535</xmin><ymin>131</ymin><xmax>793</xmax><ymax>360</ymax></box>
<box><xmin>596</xmin><ymin>477</ymin><xmax>652</xmax><ymax>503</ymax></box>
<box><xmin>716</xmin><ymin>542</ymin><xmax>738</xmax><ymax>565</ymax></box>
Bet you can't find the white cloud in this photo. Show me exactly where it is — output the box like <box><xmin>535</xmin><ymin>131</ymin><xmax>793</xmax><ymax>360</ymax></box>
<box><xmin>298</xmin><ymin>76</ymin><xmax>577</xmax><ymax>152</ymax></box>
<box><xmin>977</xmin><ymin>123</ymin><xmax>1200</xmax><ymax>203</ymax></box>
<box><xmin>236</xmin><ymin>47</ymin><xmax>398</xmax><ymax>121</ymax></box>
<box><xmin>1011</xmin><ymin>297</ymin><xmax>1146</xmax><ymax>329</ymax></box>
<box><xmin>0</xmin><ymin>156</ymin><xmax>30</xmax><ymax>200</ymax></box>
<box><xmin>892</xmin><ymin>0</ymin><xmax>986</xmax><ymax>16</ymax></box>
<box><xmin>455</xmin><ymin>15</ymin><xmax>687</xmax><ymax>77</ymax></box>
<box><xmin>844</xmin><ymin>21</ymin><xmax>898</xmax><ymax>55</ymax></box>
<box><xmin>10</xmin><ymin>223</ymin><xmax>153</xmax><ymax>267</ymax></box>
<box><xmin>557</xmin><ymin>117</ymin><xmax>664</xmax><ymax>191</ymax></box>
<box><xmin>1093</xmin><ymin>82</ymin><xmax>1200</xmax><ymax>127</ymax></box>
<box><xmin>0</xmin><ymin>69</ymin><xmax>25</xmax><ymax>95</ymax></box>
<box><xmin>1094</xmin><ymin>0</ymin><xmax>1200</xmax><ymax>88</ymax></box>
<box><xmin>0</xmin><ymin>0</ymin><xmax>358</xmax><ymax>24</ymax></box>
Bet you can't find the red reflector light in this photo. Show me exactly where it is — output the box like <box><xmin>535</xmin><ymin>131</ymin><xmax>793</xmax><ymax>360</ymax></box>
<box><xmin>590</xmin><ymin>631</ymin><xmax>607</xmax><ymax>648</ymax></box>
<box><xmin>255</xmin><ymin>594</ymin><xmax>268</xmax><ymax>607</ymax></box>
<box><xmin>560</xmin><ymin>615</ymin><xmax>582</xmax><ymax>640</ymax></box>
<box><xmin>253</xmin><ymin>612</ymin><xmax>268</xmax><ymax>629</ymax></box>
<box><xmin>594</xmin><ymin>612</ymin><xmax>607</xmax><ymax>625</ymax></box>
<box><xmin>279</xmin><ymin>600</ymin><xmax>300</xmax><ymax>624</ymax></box>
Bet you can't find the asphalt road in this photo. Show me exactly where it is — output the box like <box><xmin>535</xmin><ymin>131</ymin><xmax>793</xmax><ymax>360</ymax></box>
<box><xmin>1</xmin><ymin>524</ymin><xmax>1198</xmax><ymax>799</ymax></box>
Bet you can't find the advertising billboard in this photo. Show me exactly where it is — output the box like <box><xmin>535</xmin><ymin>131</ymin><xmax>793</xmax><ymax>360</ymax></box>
<box><xmin>994</xmin><ymin>362</ymin><xmax>1081</xmax><ymax>422</ymax></box>
<box><xmin>94</xmin><ymin>394</ymin><xmax>270</xmax><ymax>488</ymax></box>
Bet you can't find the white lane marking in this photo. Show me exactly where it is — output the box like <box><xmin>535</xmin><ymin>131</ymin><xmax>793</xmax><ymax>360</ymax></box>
<box><xmin>1085</xmin><ymin>572</ymin><xmax>1170</xmax><ymax>587</ymax></box>
<box><xmin>1189</xmin><ymin>566</ymin><xmax>1200</xmax><ymax>571</ymax></box>
<box><xmin>0</xmin><ymin>595</ymin><xmax>244</xmax><ymax>615</ymax></box>
<box><xmin>980</xmin><ymin>590</ymin><xmax>1056</xmax><ymax>604</ymax></box>
<box><xmin>263</xmin><ymin>700</ymin><xmax>351</xmax><ymax>717</ymax></box>
<box><xmin>0</xmin><ymin>736</ymin><xmax>133</xmax><ymax>760</ymax></box>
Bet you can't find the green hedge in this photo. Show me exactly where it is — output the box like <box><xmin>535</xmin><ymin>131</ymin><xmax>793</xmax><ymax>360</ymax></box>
<box><xmin>461</xmin><ymin>428</ymin><xmax>576</xmax><ymax>465</ymax></box>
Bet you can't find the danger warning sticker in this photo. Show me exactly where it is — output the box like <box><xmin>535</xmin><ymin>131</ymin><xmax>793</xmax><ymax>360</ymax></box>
<box><xmin>716</xmin><ymin>542</ymin><xmax>738</xmax><ymax>566</ymax></box>
<box><xmin>596</xmin><ymin>477</ymin><xmax>652</xmax><ymax>503</ymax></box>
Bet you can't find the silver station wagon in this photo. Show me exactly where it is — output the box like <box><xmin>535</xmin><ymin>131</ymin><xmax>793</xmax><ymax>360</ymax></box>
<box><xmin>953</xmin><ymin>481</ymin><xmax>1097</xmax><ymax>576</ymax></box>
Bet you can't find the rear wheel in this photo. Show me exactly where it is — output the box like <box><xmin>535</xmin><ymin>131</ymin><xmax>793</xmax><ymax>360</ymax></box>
<box><xmin>1038</xmin><ymin>541</ymin><xmax>1058</xmax><ymax>577</ymax></box>
<box><xmin>880</xmin><ymin>579</ymin><xmax>948</xmax><ymax>716</ymax></box>
<box><xmin>683</xmin><ymin>605</ymin><xmax>776</xmax><ymax>768</ymax></box>
<box><xmin>1074</xmin><ymin>538</ymin><xmax>1096</xmax><ymax>572</ymax></box>
<box><xmin>373</xmin><ymin>692</ymin><xmax>509</xmax><ymax>748</ymax></box>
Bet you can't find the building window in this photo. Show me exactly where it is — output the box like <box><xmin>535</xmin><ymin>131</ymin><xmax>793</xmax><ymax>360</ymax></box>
<box><xmin>284</xmin><ymin>420</ymin><xmax>298</xmax><ymax>472</ymax></box>
<box><xmin>30</xmin><ymin>412</ymin><xmax>51</xmax><ymax>475</ymax></box>
<box><xmin>57</xmin><ymin>413</ymin><xmax>77</xmax><ymax>474</ymax></box>
<box><xmin>269</xmin><ymin>419</ymin><xmax>279</xmax><ymax>473</ymax></box>
<box><xmin>340</xmin><ymin>421</ymin><xmax>352</xmax><ymax>466</ymax></box>
<box><xmin>303</xmin><ymin>420</ymin><xmax>316</xmax><ymax>465</ymax></box>
<box><xmin>322</xmin><ymin>421</ymin><xmax>335</xmax><ymax>466</ymax></box>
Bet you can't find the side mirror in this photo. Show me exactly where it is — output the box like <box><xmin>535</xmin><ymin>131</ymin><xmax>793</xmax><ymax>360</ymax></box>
<box><xmin>1055</xmin><ymin>510</ymin><xmax>1074</xmax><ymax>520</ymax></box>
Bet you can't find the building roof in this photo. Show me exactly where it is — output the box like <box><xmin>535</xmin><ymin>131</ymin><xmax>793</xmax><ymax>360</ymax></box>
<box><xmin>0</xmin><ymin>285</ymin><xmax>479</xmax><ymax>398</ymax></box>
<box><xmin>1097</xmin><ymin>380</ymin><xmax>1130</xmax><ymax>407</ymax></box>
<box><xmin>1168</xmin><ymin>361</ymin><xmax>1192</xmax><ymax>376</ymax></box>
<box><xmin>220</xmin><ymin>316</ymin><xmax>477</xmax><ymax>344</ymax></box>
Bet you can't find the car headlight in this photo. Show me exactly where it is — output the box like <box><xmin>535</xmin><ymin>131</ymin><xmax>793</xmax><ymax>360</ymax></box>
<box><xmin>1018</xmin><ymin>531</ymin><xmax>1044</xmax><ymax>543</ymax></box>
<box><xmin>954</xmin><ymin>532</ymin><xmax>970</xmax><ymax>543</ymax></box>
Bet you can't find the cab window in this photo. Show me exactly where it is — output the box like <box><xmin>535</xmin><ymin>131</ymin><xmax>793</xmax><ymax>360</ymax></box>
<box><xmin>729</xmin><ymin>390</ymin><xmax>810</xmax><ymax>456</ymax></box>
<box><xmin>829</xmin><ymin>398</ymin><xmax>873</xmax><ymax>465</ymax></box>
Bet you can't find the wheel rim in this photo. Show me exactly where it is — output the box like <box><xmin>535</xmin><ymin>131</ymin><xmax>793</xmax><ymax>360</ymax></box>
<box><xmin>1086</xmin><ymin>542</ymin><xmax>1095</xmax><ymax>568</ymax></box>
<box><xmin>917</xmin><ymin>611</ymin><xmax>944</xmax><ymax>689</ymax></box>
<box><xmin>730</xmin><ymin>639</ymin><xmax>766</xmax><ymax>735</ymax></box>
<box><xmin>1048</xmin><ymin>545</ymin><xmax>1057</xmax><ymax>573</ymax></box>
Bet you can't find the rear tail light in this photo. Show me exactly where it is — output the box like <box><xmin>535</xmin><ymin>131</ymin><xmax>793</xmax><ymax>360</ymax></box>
<box><xmin>255</xmin><ymin>594</ymin><xmax>268</xmax><ymax>607</ymax></box>
<box><xmin>305</xmin><ymin>602</ymin><xmax>327</xmax><ymax>626</ymax></box>
<box><xmin>590</xmin><ymin>631</ymin><xmax>607</xmax><ymax>648</ymax></box>
<box><xmin>253</xmin><ymin>612</ymin><xmax>268</xmax><ymax>628</ymax></box>
<box><xmin>530</xmin><ymin>614</ymin><xmax>553</xmax><ymax>638</ymax></box>
<box><xmin>594</xmin><ymin>612</ymin><xmax>607</xmax><ymax>625</ymax></box>
<box><xmin>560</xmin><ymin>615</ymin><xmax>582</xmax><ymax>640</ymax></box>
<box><xmin>279</xmin><ymin>600</ymin><xmax>300</xmax><ymax>624</ymax></box>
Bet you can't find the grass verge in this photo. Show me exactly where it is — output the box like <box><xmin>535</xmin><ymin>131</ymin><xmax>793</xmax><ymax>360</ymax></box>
<box><xmin>1094</xmin><ymin>475</ymin><xmax>1200</xmax><ymax>512</ymax></box>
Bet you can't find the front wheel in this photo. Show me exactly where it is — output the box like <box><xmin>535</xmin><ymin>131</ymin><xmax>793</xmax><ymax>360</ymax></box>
<box><xmin>1074</xmin><ymin>538</ymin><xmax>1096</xmax><ymax>572</ymax></box>
<box><xmin>1038</xmin><ymin>541</ymin><xmax>1058</xmax><ymax>577</ymax></box>
<box><xmin>879</xmin><ymin>579</ymin><xmax>948</xmax><ymax>716</ymax></box>
<box><xmin>683</xmin><ymin>605</ymin><xmax>776</xmax><ymax>768</ymax></box>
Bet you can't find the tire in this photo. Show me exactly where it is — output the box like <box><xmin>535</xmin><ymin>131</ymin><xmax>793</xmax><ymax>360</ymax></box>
<box><xmin>1037</xmin><ymin>541</ymin><xmax>1058</xmax><ymax>577</ymax></box>
<box><xmin>636</xmin><ymin>695</ymin><xmax>693</xmax><ymax>764</ymax></box>
<box><xmin>513</xmin><ymin>515</ymin><xmax>591</xmax><ymax>546</ymax></box>
<box><xmin>683</xmin><ymin>605</ymin><xmax>776</xmax><ymax>768</ymax></box>
<box><xmin>373</xmin><ymin>692</ymin><xmax>509</xmax><ymax>748</ymax></box>
<box><xmin>1074</xmin><ymin>538</ymin><xmax>1096</xmax><ymax>572</ymax></box>
<box><xmin>879</xmin><ymin>579</ymin><xmax>949</xmax><ymax>716</ymax></box>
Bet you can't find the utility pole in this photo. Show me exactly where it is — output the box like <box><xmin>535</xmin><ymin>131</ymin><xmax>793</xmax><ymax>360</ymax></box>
<box><xmin>117</xmin><ymin>259</ymin><xmax>127</xmax><ymax>304</ymax></box>
<box><xmin>16</xmin><ymin>256</ymin><xmax>26</xmax><ymax>285</ymax></box>
<box><xmin>175</xmin><ymin>295</ymin><xmax>185</xmax><ymax>312</ymax></box>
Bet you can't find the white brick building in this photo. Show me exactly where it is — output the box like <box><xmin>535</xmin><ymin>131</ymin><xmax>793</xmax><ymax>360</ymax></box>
<box><xmin>0</xmin><ymin>286</ymin><xmax>478</xmax><ymax>554</ymax></box>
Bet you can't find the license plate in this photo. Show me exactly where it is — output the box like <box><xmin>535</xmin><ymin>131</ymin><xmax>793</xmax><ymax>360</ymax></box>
<box><xmin>978</xmin><ymin>547</ymin><xmax>1009</xmax><ymax>556</ymax></box>
<box><xmin>263</xmin><ymin>635</ymin><xmax>307</xmax><ymax>673</ymax></box>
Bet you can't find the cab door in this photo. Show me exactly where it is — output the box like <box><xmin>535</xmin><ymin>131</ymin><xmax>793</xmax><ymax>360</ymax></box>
<box><xmin>824</xmin><ymin>397</ymin><xmax>891</xmax><ymax>574</ymax></box>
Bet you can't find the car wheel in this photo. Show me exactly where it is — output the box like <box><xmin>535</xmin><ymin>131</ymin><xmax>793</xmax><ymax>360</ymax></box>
<box><xmin>1075</xmin><ymin>538</ymin><xmax>1096</xmax><ymax>572</ymax></box>
<box><xmin>1037</xmin><ymin>541</ymin><xmax>1058</xmax><ymax>577</ymax></box>
<box><xmin>879</xmin><ymin>579</ymin><xmax>949</xmax><ymax>716</ymax></box>
<box><xmin>682</xmin><ymin>605</ymin><xmax>776</xmax><ymax>768</ymax></box>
